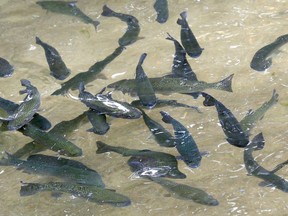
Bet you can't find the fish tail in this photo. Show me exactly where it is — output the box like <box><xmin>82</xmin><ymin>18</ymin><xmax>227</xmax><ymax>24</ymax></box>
<box><xmin>249</xmin><ymin>132</ymin><xmax>265</xmax><ymax>150</ymax></box>
<box><xmin>201</xmin><ymin>92</ymin><xmax>216</xmax><ymax>106</ymax></box>
<box><xmin>20</xmin><ymin>182</ymin><xmax>41</xmax><ymax>196</ymax></box>
<box><xmin>137</xmin><ymin>53</ymin><xmax>147</xmax><ymax>66</ymax></box>
<box><xmin>96</xmin><ymin>141</ymin><xmax>111</xmax><ymax>154</ymax></box>
<box><xmin>213</xmin><ymin>74</ymin><xmax>234</xmax><ymax>92</ymax></box>
<box><xmin>101</xmin><ymin>5</ymin><xmax>115</xmax><ymax>17</ymax></box>
<box><xmin>166</xmin><ymin>32</ymin><xmax>176</xmax><ymax>41</ymax></box>
<box><xmin>160</xmin><ymin>111</ymin><xmax>173</xmax><ymax>124</ymax></box>
<box><xmin>78</xmin><ymin>82</ymin><xmax>85</xmax><ymax>93</ymax></box>
<box><xmin>35</xmin><ymin>36</ymin><xmax>43</xmax><ymax>45</ymax></box>
<box><xmin>177</xmin><ymin>11</ymin><xmax>187</xmax><ymax>25</ymax></box>
<box><xmin>92</xmin><ymin>20</ymin><xmax>100</xmax><ymax>31</ymax></box>
<box><xmin>271</xmin><ymin>89</ymin><xmax>279</xmax><ymax>103</ymax></box>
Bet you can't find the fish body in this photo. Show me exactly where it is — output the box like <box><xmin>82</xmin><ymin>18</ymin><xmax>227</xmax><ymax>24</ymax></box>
<box><xmin>160</xmin><ymin>111</ymin><xmax>201</xmax><ymax>168</ymax></box>
<box><xmin>201</xmin><ymin>92</ymin><xmax>249</xmax><ymax>147</ymax></box>
<box><xmin>36</xmin><ymin>37</ymin><xmax>71</xmax><ymax>80</ymax></box>
<box><xmin>20</xmin><ymin>181</ymin><xmax>131</xmax><ymax>207</ymax></box>
<box><xmin>135</xmin><ymin>53</ymin><xmax>157</xmax><ymax>108</ymax></box>
<box><xmin>7</xmin><ymin>80</ymin><xmax>41</xmax><ymax>131</ymax></box>
<box><xmin>244</xmin><ymin>133</ymin><xmax>288</xmax><ymax>193</ymax></box>
<box><xmin>78</xmin><ymin>83</ymin><xmax>141</xmax><ymax>119</ymax></box>
<box><xmin>36</xmin><ymin>1</ymin><xmax>100</xmax><ymax>30</ymax></box>
<box><xmin>153</xmin><ymin>0</ymin><xmax>169</xmax><ymax>23</ymax></box>
<box><xmin>148</xmin><ymin>177</ymin><xmax>219</xmax><ymax>206</ymax></box>
<box><xmin>177</xmin><ymin>11</ymin><xmax>203</xmax><ymax>58</ymax></box>
<box><xmin>51</xmin><ymin>46</ymin><xmax>125</xmax><ymax>96</ymax></box>
<box><xmin>0</xmin><ymin>57</ymin><xmax>14</xmax><ymax>77</ymax></box>
<box><xmin>101</xmin><ymin>5</ymin><xmax>140</xmax><ymax>46</ymax></box>
<box><xmin>107</xmin><ymin>74</ymin><xmax>234</xmax><ymax>96</ymax></box>
<box><xmin>166</xmin><ymin>33</ymin><xmax>197</xmax><ymax>81</ymax></box>
<box><xmin>19</xmin><ymin>123</ymin><xmax>82</xmax><ymax>157</ymax></box>
<box><xmin>250</xmin><ymin>34</ymin><xmax>288</xmax><ymax>71</ymax></box>
<box><xmin>86</xmin><ymin>109</ymin><xmax>110</xmax><ymax>135</ymax></box>
<box><xmin>96</xmin><ymin>141</ymin><xmax>186</xmax><ymax>179</ymax></box>
<box><xmin>240</xmin><ymin>89</ymin><xmax>279</xmax><ymax>134</ymax></box>
<box><xmin>0</xmin><ymin>153</ymin><xmax>104</xmax><ymax>187</ymax></box>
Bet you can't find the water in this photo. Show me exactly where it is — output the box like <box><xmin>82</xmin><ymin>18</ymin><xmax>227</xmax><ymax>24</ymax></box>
<box><xmin>0</xmin><ymin>0</ymin><xmax>287</xmax><ymax>215</ymax></box>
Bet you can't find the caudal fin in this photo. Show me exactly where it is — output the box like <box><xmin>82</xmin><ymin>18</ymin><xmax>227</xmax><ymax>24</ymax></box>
<box><xmin>101</xmin><ymin>5</ymin><xmax>115</xmax><ymax>17</ymax></box>
<box><xmin>160</xmin><ymin>111</ymin><xmax>173</xmax><ymax>124</ymax></box>
<box><xmin>92</xmin><ymin>20</ymin><xmax>100</xmax><ymax>31</ymax></box>
<box><xmin>213</xmin><ymin>74</ymin><xmax>234</xmax><ymax>92</ymax></box>
<box><xmin>96</xmin><ymin>141</ymin><xmax>111</xmax><ymax>154</ymax></box>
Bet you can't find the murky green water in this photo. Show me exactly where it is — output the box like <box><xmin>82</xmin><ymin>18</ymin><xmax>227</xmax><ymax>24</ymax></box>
<box><xmin>0</xmin><ymin>0</ymin><xmax>287</xmax><ymax>215</ymax></box>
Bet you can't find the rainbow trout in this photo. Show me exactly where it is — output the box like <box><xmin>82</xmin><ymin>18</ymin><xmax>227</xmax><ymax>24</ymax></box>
<box><xmin>177</xmin><ymin>11</ymin><xmax>203</xmax><ymax>58</ymax></box>
<box><xmin>250</xmin><ymin>34</ymin><xmax>288</xmax><ymax>71</ymax></box>
<box><xmin>147</xmin><ymin>177</ymin><xmax>219</xmax><ymax>206</ymax></box>
<box><xmin>36</xmin><ymin>1</ymin><xmax>100</xmax><ymax>30</ymax></box>
<box><xmin>244</xmin><ymin>133</ymin><xmax>288</xmax><ymax>193</ymax></box>
<box><xmin>20</xmin><ymin>181</ymin><xmax>131</xmax><ymax>207</ymax></box>
<box><xmin>101</xmin><ymin>5</ymin><xmax>140</xmax><ymax>46</ymax></box>
<box><xmin>107</xmin><ymin>74</ymin><xmax>234</xmax><ymax>96</ymax></box>
<box><xmin>96</xmin><ymin>141</ymin><xmax>186</xmax><ymax>179</ymax></box>
<box><xmin>36</xmin><ymin>37</ymin><xmax>71</xmax><ymax>80</ymax></box>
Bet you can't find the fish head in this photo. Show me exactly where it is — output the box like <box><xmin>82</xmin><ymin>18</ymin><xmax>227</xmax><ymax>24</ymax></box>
<box><xmin>195</xmin><ymin>194</ymin><xmax>219</xmax><ymax>206</ymax></box>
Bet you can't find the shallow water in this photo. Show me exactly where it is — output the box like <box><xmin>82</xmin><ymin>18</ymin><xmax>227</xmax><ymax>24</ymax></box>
<box><xmin>0</xmin><ymin>0</ymin><xmax>288</xmax><ymax>215</ymax></box>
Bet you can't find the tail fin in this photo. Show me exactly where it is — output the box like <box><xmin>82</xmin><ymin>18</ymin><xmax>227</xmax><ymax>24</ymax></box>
<box><xmin>96</xmin><ymin>141</ymin><xmax>111</xmax><ymax>154</ymax></box>
<box><xmin>20</xmin><ymin>182</ymin><xmax>40</xmax><ymax>196</ymax></box>
<box><xmin>35</xmin><ymin>36</ymin><xmax>42</xmax><ymax>45</ymax></box>
<box><xmin>177</xmin><ymin>11</ymin><xmax>187</xmax><ymax>25</ymax></box>
<box><xmin>212</xmin><ymin>74</ymin><xmax>234</xmax><ymax>92</ymax></box>
<box><xmin>160</xmin><ymin>111</ymin><xmax>173</xmax><ymax>124</ymax></box>
<box><xmin>137</xmin><ymin>53</ymin><xmax>147</xmax><ymax>66</ymax></box>
<box><xmin>166</xmin><ymin>32</ymin><xmax>176</xmax><ymax>42</ymax></box>
<box><xmin>101</xmin><ymin>5</ymin><xmax>115</xmax><ymax>17</ymax></box>
<box><xmin>78</xmin><ymin>82</ymin><xmax>85</xmax><ymax>93</ymax></box>
<box><xmin>250</xmin><ymin>132</ymin><xmax>265</xmax><ymax>151</ymax></box>
<box><xmin>201</xmin><ymin>92</ymin><xmax>216</xmax><ymax>106</ymax></box>
<box><xmin>92</xmin><ymin>20</ymin><xmax>100</xmax><ymax>31</ymax></box>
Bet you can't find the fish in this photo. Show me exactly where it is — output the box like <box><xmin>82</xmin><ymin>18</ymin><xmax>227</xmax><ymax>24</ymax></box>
<box><xmin>101</xmin><ymin>5</ymin><xmax>140</xmax><ymax>46</ymax></box>
<box><xmin>96</xmin><ymin>141</ymin><xmax>186</xmax><ymax>179</ymax></box>
<box><xmin>0</xmin><ymin>57</ymin><xmax>14</xmax><ymax>77</ymax></box>
<box><xmin>86</xmin><ymin>109</ymin><xmax>110</xmax><ymax>135</ymax></box>
<box><xmin>13</xmin><ymin>112</ymin><xmax>87</xmax><ymax>158</ymax></box>
<box><xmin>147</xmin><ymin>177</ymin><xmax>219</xmax><ymax>206</ymax></box>
<box><xmin>201</xmin><ymin>92</ymin><xmax>249</xmax><ymax>147</ymax></box>
<box><xmin>135</xmin><ymin>53</ymin><xmax>157</xmax><ymax>108</ymax></box>
<box><xmin>240</xmin><ymin>89</ymin><xmax>279</xmax><ymax>134</ymax></box>
<box><xmin>36</xmin><ymin>37</ymin><xmax>71</xmax><ymax>80</ymax></box>
<box><xmin>20</xmin><ymin>181</ymin><xmax>131</xmax><ymax>207</ymax></box>
<box><xmin>0</xmin><ymin>153</ymin><xmax>105</xmax><ymax>187</ymax></box>
<box><xmin>78</xmin><ymin>82</ymin><xmax>142</xmax><ymax>119</ymax></box>
<box><xmin>7</xmin><ymin>79</ymin><xmax>41</xmax><ymax>131</ymax></box>
<box><xmin>250</xmin><ymin>34</ymin><xmax>288</xmax><ymax>71</ymax></box>
<box><xmin>244</xmin><ymin>133</ymin><xmax>288</xmax><ymax>193</ymax></box>
<box><xmin>138</xmin><ymin>108</ymin><xmax>175</xmax><ymax>148</ymax></box>
<box><xmin>19</xmin><ymin>123</ymin><xmax>82</xmax><ymax>157</ymax></box>
<box><xmin>177</xmin><ymin>11</ymin><xmax>203</xmax><ymax>58</ymax></box>
<box><xmin>36</xmin><ymin>1</ymin><xmax>100</xmax><ymax>30</ymax></box>
<box><xmin>166</xmin><ymin>33</ymin><xmax>197</xmax><ymax>81</ymax></box>
<box><xmin>160</xmin><ymin>111</ymin><xmax>202</xmax><ymax>168</ymax></box>
<box><xmin>107</xmin><ymin>73</ymin><xmax>234</xmax><ymax>96</ymax></box>
<box><xmin>153</xmin><ymin>0</ymin><xmax>169</xmax><ymax>24</ymax></box>
<box><xmin>51</xmin><ymin>46</ymin><xmax>125</xmax><ymax>96</ymax></box>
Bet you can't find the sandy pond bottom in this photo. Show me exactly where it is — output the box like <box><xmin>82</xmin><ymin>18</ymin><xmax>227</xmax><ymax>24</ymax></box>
<box><xmin>0</xmin><ymin>0</ymin><xmax>288</xmax><ymax>215</ymax></box>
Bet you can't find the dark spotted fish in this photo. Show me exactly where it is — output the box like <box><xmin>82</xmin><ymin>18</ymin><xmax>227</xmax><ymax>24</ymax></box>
<box><xmin>36</xmin><ymin>1</ymin><xmax>100</xmax><ymax>30</ymax></box>
<box><xmin>36</xmin><ymin>37</ymin><xmax>71</xmax><ymax>80</ymax></box>
<box><xmin>250</xmin><ymin>34</ymin><xmax>288</xmax><ymax>71</ymax></box>
<box><xmin>0</xmin><ymin>57</ymin><xmax>14</xmax><ymax>78</ymax></box>
<box><xmin>177</xmin><ymin>11</ymin><xmax>203</xmax><ymax>58</ymax></box>
<box><xmin>101</xmin><ymin>5</ymin><xmax>140</xmax><ymax>46</ymax></box>
<box><xmin>153</xmin><ymin>0</ymin><xmax>169</xmax><ymax>23</ymax></box>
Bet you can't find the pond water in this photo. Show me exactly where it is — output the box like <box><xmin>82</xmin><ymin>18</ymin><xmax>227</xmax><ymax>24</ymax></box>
<box><xmin>0</xmin><ymin>0</ymin><xmax>287</xmax><ymax>215</ymax></box>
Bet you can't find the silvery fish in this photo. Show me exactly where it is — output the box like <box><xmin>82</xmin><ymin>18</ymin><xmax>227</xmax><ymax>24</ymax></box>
<box><xmin>0</xmin><ymin>57</ymin><xmax>14</xmax><ymax>78</ymax></box>
<box><xmin>147</xmin><ymin>177</ymin><xmax>219</xmax><ymax>206</ymax></box>
<box><xmin>107</xmin><ymin>74</ymin><xmax>234</xmax><ymax>96</ymax></box>
<box><xmin>0</xmin><ymin>153</ymin><xmax>104</xmax><ymax>187</ymax></box>
<box><xmin>101</xmin><ymin>5</ymin><xmax>140</xmax><ymax>46</ymax></box>
<box><xmin>7</xmin><ymin>80</ymin><xmax>41</xmax><ymax>131</ymax></box>
<box><xmin>244</xmin><ymin>133</ymin><xmax>288</xmax><ymax>193</ymax></box>
<box><xmin>153</xmin><ymin>0</ymin><xmax>169</xmax><ymax>24</ymax></box>
<box><xmin>250</xmin><ymin>34</ymin><xmax>288</xmax><ymax>71</ymax></box>
<box><xmin>51</xmin><ymin>46</ymin><xmax>125</xmax><ymax>96</ymax></box>
<box><xmin>201</xmin><ymin>92</ymin><xmax>249</xmax><ymax>147</ymax></box>
<box><xmin>96</xmin><ymin>141</ymin><xmax>186</xmax><ymax>179</ymax></box>
<box><xmin>240</xmin><ymin>89</ymin><xmax>279</xmax><ymax>134</ymax></box>
<box><xmin>20</xmin><ymin>181</ymin><xmax>131</xmax><ymax>207</ymax></box>
<box><xmin>135</xmin><ymin>53</ymin><xmax>157</xmax><ymax>108</ymax></box>
<box><xmin>36</xmin><ymin>1</ymin><xmax>100</xmax><ymax>30</ymax></box>
<box><xmin>36</xmin><ymin>37</ymin><xmax>71</xmax><ymax>80</ymax></box>
<box><xmin>160</xmin><ymin>111</ymin><xmax>202</xmax><ymax>168</ymax></box>
<box><xmin>177</xmin><ymin>11</ymin><xmax>203</xmax><ymax>58</ymax></box>
<box><xmin>78</xmin><ymin>82</ymin><xmax>142</xmax><ymax>119</ymax></box>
